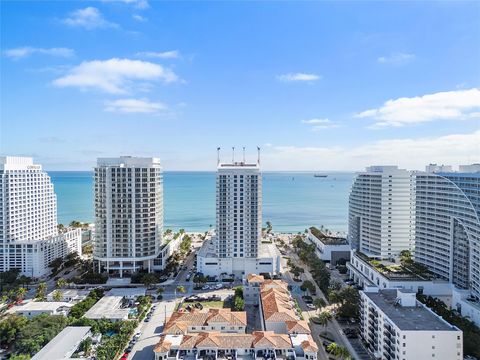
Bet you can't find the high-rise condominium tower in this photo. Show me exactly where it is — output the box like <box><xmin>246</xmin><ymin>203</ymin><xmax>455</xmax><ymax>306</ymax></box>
<box><xmin>415</xmin><ymin>170</ymin><xmax>480</xmax><ymax>298</ymax></box>
<box><xmin>94</xmin><ymin>156</ymin><xmax>163</xmax><ymax>276</ymax></box>
<box><xmin>215</xmin><ymin>161</ymin><xmax>262</xmax><ymax>259</ymax></box>
<box><xmin>348</xmin><ymin>166</ymin><xmax>414</xmax><ymax>258</ymax></box>
<box><xmin>0</xmin><ymin>156</ymin><xmax>81</xmax><ymax>277</ymax></box>
<box><xmin>198</xmin><ymin>150</ymin><xmax>280</xmax><ymax>277</ymax></box>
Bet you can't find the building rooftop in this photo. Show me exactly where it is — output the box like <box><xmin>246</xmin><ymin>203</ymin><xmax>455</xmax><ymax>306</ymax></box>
<box><xmin>308</xmin><ymin>227</ymin><xmax>348</xmax><ymax>245</ymax></box>
<box><xmin>47</xmin><ymin>289</ymin><xmax>90</xmax><ymax>300</ymax></box>
<box><xmin>260</xmin><ymin>280</ymin><xmax>298</xmax><ymax>323</ymax></box>
<box><xmin>84</xmin><ymin>296</ymin><xmax>130</xmax><ymax>320</ymax></box>
<box><xmin>14</xmin><ymin>301</ymin><xmax>73</xmax><ymax>312</ymax></box>
<box><xmin>164</xmin><ymin>308</ymin><xmax>247</xmax><ymax>334</ymax></box>
<box><xmin>154</xmin><ymin>331</ymin><xmax>304</xmax><ymax>354</ymax></box>
<box><xmin>246</xmin><ymin>274</ymin><xmax>265</xmax><ymax>283</ymax></box>
<box><xmin>217</xmin><ymin>161</ymin><xmax>259</xmax><ymax>170</ymax></box>
<box><xmin>353</xmin><ymin>251</ymin><xmax>435</xmax><ymax>281</ymax></box>
<box><xmin>363</xmin><ymin>289</ymin><xmax>459</xmax><ymax>331</ymax></box>
<box><xmin>96</xmin><ymin>156</ymin><xmax>161</xmax><ymax>167</ymax></box>
<box><xmin>32</xmin><ymin>326</ymin><xmax>91</xmax><ymax>360</ymax></box>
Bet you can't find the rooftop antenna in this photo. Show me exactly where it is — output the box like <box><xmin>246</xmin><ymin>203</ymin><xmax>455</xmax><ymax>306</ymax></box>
<box><xmin>257</xmin><ymin>146</ymin><xmax>261</xmax><ymax>165</ymax></box>
<box><xmin>232</xmin><ymin>147</ymin><xmax>235</xmax><ymax>164</ymax></box>
<box><xmin>243</xmin><ymin>147</ymin><xmax>246</xmax><ymax>163</ymax></box>
<box><xmin>217</xmin><ymin>147</ymin><xmax>220</xmax><ymax>165</ymax></box>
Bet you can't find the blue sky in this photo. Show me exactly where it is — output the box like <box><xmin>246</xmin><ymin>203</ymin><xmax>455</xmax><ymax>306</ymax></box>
<box><xmin>1</xmin><ymin>1</ymin><xmax>479</xmax><ymax>171</ymax></box>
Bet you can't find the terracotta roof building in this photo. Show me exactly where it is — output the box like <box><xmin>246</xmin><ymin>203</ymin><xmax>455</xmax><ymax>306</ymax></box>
<box><xmin>154</xmin><ymin>331</ymin><xmax>318</xmax><ymax>360</ymax></box>
<box><xmin>164</xmin><ymin>308</ymin><xmax>247</xmax><ymax>335</ymax></box>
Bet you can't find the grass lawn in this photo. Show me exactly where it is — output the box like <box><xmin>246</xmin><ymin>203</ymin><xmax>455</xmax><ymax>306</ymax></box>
<box><xmin>179</xmin><ymin>300</ymin><xmax>231</xmax><ymax>309</ymax></box>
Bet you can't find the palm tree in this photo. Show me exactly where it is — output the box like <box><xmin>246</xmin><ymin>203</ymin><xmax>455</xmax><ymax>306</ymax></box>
<box><xmin>317</xmin><ymin>311</ymin><xmax>333</xmax><ymax>328</ymax></box>
<box><xmin>326</xmin><ymin>343</ymin><xmax>350</xmax><ymax>359</ymax></box>
<box><xmin>52</xmin><ymin>289</ymin><xmax>63</xmax><ymax>301</ymax></box>
<box><xmin>56</xmin><ymin>278</ymin><xmax>68</xmax><ymax>288</ymax></box>
<box><xmin>16</xmin><ymin>287</ymin><xmax>27</xmax><ymax>301</ymax></box>
<box><xmin>176</xmin><ymin>285</ymin><xmax>186</xmax><ymax>294</ymax></box>
<box><xmin>35</xmin><ymin>282</ymin><xmax>47</xmax><ymax>300</ymax></box>
<box><xmin>313</xmin><ymin>298</ymin><xmax>326</xmax><ymax>314</ymax></box>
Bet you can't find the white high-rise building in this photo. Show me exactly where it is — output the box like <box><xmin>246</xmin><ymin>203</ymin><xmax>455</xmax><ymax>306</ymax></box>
<box><xmin>359</xmin><ymin>288</ymin><xmax>462</xmax><ymax>360</ymax></box>
<box><xmin>459</xmin><ymin>164</ymin><xmax>480</xmax><ymax>173</ymax></box>
<box><xmin>215</xmin><ymin>161</ymin><xmax>262</xmax><ymax>259</ymax></box>
<box><xmin>0</xmin><ymin>156</ymin><xmax>81</xmax><ymax>277</ymax></box>
<box><xmin>348</xmin><ymin>166</ymin><xmax>415</xmax><ymax>258</ymax></box>
<box><xmin>93</xmin><ymin>156</ymin><xmax>163</xmax><ymax>276</ymax></box>
<box><xmin>198</xmin><ymin>151</ymin><xmax>280</xmax><ymax>277</ymax></box>
<box><xmin>425</xmin><ymin>164</ymin><xmax>453</xmax><ymax>173</ymax></box>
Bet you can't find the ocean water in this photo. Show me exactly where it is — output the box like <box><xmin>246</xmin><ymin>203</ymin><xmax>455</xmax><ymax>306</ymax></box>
<box><xmin>49</xmin><ymin>171</ymin><xmax>354</xmax><ymax>233</ymax></box>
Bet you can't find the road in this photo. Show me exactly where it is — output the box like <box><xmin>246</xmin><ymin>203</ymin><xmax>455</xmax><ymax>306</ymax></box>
<box><xmin>285</xmin><ymin>248</ymin><xmax>372</xmax><ymax>360</ymax></box>
<box><xmin>130</xmin><ymin>295</ymin><xmax>177</xmax><ymax>360</ymax></box>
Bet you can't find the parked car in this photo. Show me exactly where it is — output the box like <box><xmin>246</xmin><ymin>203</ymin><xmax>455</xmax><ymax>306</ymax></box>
<box><xmin>306</xmin><ymin>304</ymin><xmax>316</xmax><ymax>310</ymax></box>
<box><xmin>202</xmin><ymin>285</ymin><xmax>210</xmax><ymax>290</ymax></box>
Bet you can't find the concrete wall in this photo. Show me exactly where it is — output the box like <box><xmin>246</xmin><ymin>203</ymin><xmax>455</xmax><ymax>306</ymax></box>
<box><xmin>403</xmin><ymin>330</ymin><xmax>462</xmax><ymax>360</ymax></box>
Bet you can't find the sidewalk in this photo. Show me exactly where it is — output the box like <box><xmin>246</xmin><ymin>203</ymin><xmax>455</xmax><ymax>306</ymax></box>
<box><xmin>287</xmin><ymin>250</ymin><xmax>368</xmax><ymax>360</ymax></box>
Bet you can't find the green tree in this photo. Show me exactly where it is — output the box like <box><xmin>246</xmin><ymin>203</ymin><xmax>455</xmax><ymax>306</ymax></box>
<box><xmin>317</xmin><ymin>311</ymin><xmax>333</xmax><ymax>328</ymax></box>
<box><xmin>52</xmin><ymin>289</ymin><xmax>63</xmax><ymax>302</ymax></box>
<box><xmin>313</xmin><ymin>298</ymin><xmax>327</xmax><ymax>313</ymax></box>
<box><xmin>176</xmin><ymin>285</ymin><xmax>186</xmax><ymax>294</ymax></box>
<box><xmin>15</xmin><ymin>314</ymin><xmax>68</xmax><ymax>355</ymax></box>
<box><xmin>0</xmin><ymin>315</ymin><xmax>28</xmax><ymax>346</ymax></box>
<box><xmin>16</xmin><ymin>287</ymin><xmax>28</xmax><ymax>301</ymax></box>
<box><xmin>233</xmin><ymin>296</ymin><xmax>245</xmax><ymax>311</ymax></box>
<box><xmin>79</xmin><ymin>337</ymin><xmax>93</xmax><ymax>355</ymax></box>
<box><xmin>35</xmin><ymin>282</ymin><xmax>47</xmax><ymax>301</ymax></box>
<box><xmin>265</xmin><ymin>221</ymin><xmax>272</xmax><ymax>233</ymax></box>
<box><xmin>56</xmin><ymin>278</ymin><xmax>68</xmax><ymax>288</ymax></box>
<box><xmin>140</xmin><ymin>273</ymin><xmax>158</xmax><ymax>288</ymax></box>
<box><xmin>9</xmin><ymin>354</ymin><xmax>30</xmax><ymax>360</ymax></box>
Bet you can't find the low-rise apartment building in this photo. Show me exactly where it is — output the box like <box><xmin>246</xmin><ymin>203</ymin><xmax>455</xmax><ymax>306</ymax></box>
<box><xmin>359</xmin><ymin>288</ymin><xmax>463</xmax><ymax>360</ymax></box>
<box><xmin>306</xmin><ymin>227</ymin><xmax>350</xmax><ymax>263</ymax></box>
<box><xmin>12</xmin><ymin>301</ymin><xmax>73</xmax><ymax>318</ymax></box>
<box><xmin>164</xmin><ymin>308</ymin><xmax>247</xmax><ymax>335</ymax></box>
<box><xmin>153</xmin><ymin>331</ymin><xmax>318</xmax><ymax>360</ymax></box>
<box><xmin>347</xmin><ymin>250</ymin><xmax>452</xmax><ymax>297</ymax></box>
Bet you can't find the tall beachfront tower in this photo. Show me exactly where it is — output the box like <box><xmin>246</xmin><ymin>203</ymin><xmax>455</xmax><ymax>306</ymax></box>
<box><xmin>415</xmin><ymin>169</ymin><xmax>480</xmax><ymax>299</ymax></box>
<box><xmin>215</xmin><ymin>159</ymin><xmax>262</xmax><ymax>259</ymax></box>
<box><xmin>0</xmin><ymin>156</ymin><xmax>57</xmax><ymax>242</ymax></box>
<box><xmin>94</xmin><ymin>156</ymin><xmax>163</xmax><ymax>276</ymax></box>
<box><xmin>198</xmin><ymin>149</ymin><xmax>280</xmax><ymax>277</ymax></box>
<box><xmin>0</xmin><ymin>156</ymin><xmax>81</xmax><ymax>277</ymax></box>
<box><xmin>348</xmin><ymin>166</ymin><xmax>414</xmax><ymax>258</ymax></box>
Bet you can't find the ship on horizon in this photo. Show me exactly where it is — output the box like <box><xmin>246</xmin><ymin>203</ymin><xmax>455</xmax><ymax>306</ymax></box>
<box><xmin>314</xmin><ymin>174</ymin><xmax>328</xmax><ymax>178</ymax></box>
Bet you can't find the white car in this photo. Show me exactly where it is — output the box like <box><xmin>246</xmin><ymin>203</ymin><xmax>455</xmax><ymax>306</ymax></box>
<box><xmin>134</xmin><ymin>332</ymin><xmax>142</xmax><ymax>339</ymax></box>
<box><xmin>306</xmin><ymin>304</ymin><xmax>316</xmax><ymax>310</ymax></box>
<box><xmin>215</xmin><ymin>284</ymin><xmax>223</xmax><ymax>289</ymax></box>
<box><xmin>202</xmin><ymin>285</ymin><xmax>210</xmax><ymax>290</ymax></box>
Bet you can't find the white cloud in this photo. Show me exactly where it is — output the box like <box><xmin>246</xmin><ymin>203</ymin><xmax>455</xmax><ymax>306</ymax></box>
<box><xmin>101</xmin><ymin>0</ymin><xmax>149</xmax><ymax>9</ymax></box>
<box><xmin>132</xmin><ymin>14</ymin><xmax>147</xmax><ymax>22</ymax></box>
<box><xmin>4</xmin><ymin>47</ymin><xmax>74</xmax><ymax>59</ymax></box>
<box><xmin>277</xmin><ymin>73</ymin><xmax>320</xmax><ymax>82</ymax></box>
<box><xmin>356</xmin><ymin>88</ymin><xmax>480</xmax><ymax>127</ymax></box>
<box><xmin>311</xmin><ymin>124</ymin><xmax>341</xmax><ymax>131</ymax></box>
<box><xmin>301</xmin><ymin>118</ymin><xmax>331</xmax><ymax>124</ymax></box>
<box><xmin>62</xmin><ymin>7</ymin><xmax>118</xmax><ymax>30</ymax></box>
<box><xmin>262</xmin><ymin>130</ymin><xmax>480</xmax><ymax>171</ymax></box>
<box><xmin>377</xmin><ymin>52</ymin><xmax>415</xmax><ymax>65</ymax></box>
<box><xmin>136</xmin><ymin>50</ymin><xmax>180</xmax><ymax>59</ymax></box>
<box><xmin>104</xmin><ymin>98</ymin><xmax>166</xmax><ymax>113</ymax></box>
<box><xmin>52</xmin><ymin>58</ymin><xmax>178</xmax><ymax>94</ymax></box>
<box><xmin>301</xmin><ymin>118</ymin><xmax>340</xmax><ymax>131</ymax></box>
